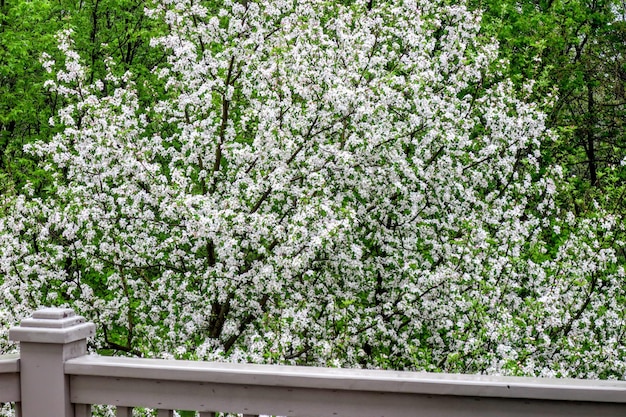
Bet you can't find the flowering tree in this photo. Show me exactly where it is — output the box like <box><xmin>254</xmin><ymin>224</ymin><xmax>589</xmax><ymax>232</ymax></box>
<box><xmin>1</xmin><ymin>0</ymin><xmax>624</xmax><ymax>378</ymax></box>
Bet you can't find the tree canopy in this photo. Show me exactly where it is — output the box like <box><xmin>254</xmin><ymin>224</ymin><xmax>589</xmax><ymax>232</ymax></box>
<box><xmin>0</xmin><ymin>0</ymin><xmax>624</xmax><ymax>379</ymax></box>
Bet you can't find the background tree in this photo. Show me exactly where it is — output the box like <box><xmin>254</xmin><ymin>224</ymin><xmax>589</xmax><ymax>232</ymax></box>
<box><xmin>0</xmin><ymin>0</ymin><xmax>165</xmax><ymax>353</ymax></box>
<box><xmin>467</xmin><ymin>1</ymin><xmax>626</xmax><ymax>377</ymax></box>
<box><xmin>0</xmin><ymin>0</ymin><xmax>58</xmax><ymax>195</ymax></box>
<box><xmin>0</xmin><ymin>0</ymin><xmax>164</xmax><ymax>197</ymax></box>
<box><xmin>471</xmin><ymin>0</ymin><xmax>626</xmax><ymax>212</ymax></box>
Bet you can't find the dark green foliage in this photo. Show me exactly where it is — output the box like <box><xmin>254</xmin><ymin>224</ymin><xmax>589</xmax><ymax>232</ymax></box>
<box><xmin>0</xmin><ymin>0</ymin><xmax>165</xmax><ymax>197</ymax></box>
<box><xmin>470</xmin><ymin>0</ymin><xmax>626</xmax><ymax>212</ymax></box>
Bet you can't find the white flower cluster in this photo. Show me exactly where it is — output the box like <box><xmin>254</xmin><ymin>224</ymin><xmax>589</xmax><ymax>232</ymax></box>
<box><xmin>0</xmin><ymin>0</ymin><xmax>623</xmax><ymax>378</ymax></box>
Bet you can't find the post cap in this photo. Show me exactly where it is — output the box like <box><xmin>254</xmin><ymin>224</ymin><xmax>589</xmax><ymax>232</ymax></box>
<box><xmin>32</xmin><ymin>307</ymin><xmax>75</xmax><ymax>320</ymax></box>
<box><xmin>9</xmin><ymin>307</ymin><xmax>95</xmax><ymax>344</ymax></box>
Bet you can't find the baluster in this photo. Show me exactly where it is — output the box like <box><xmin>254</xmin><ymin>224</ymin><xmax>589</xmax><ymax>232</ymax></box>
<box><xmin>156</xmin><ymin>410</ymin><xmax>173</xmax><ymax>417</ymax></box>
<box><xmin>75</xmin><ymin>404</ymin><xmax>92</xmax><ymax>417</ymax></box>
<box><xmin>116</xmin><ymin>406</ymin><xmax>133</xmax><ymax>417</ymax></box>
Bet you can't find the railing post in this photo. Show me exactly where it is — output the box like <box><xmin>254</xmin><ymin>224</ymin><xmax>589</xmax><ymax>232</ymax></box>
<box><xmin>9</xmin><ymin>308</ymin><xmax>95</xmax><ymax>417</ymax></box>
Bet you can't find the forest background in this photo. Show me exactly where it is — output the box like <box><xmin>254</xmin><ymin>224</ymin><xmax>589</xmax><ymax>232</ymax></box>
<box><xmin>0</xmin><ymin>0</ymin><xmax>625</xmax><ymax>380</ymax></box>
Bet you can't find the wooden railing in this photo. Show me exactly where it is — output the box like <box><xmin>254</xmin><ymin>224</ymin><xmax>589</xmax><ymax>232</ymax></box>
<box><xmin>0</xmin><ymin>354</ymin><xmax>19</xmax><ymax>413</ymax></box>
<box><xmin>1</xmin><ymin>308</ymin><xmax>626</xmax><ymax>417</ymax></box>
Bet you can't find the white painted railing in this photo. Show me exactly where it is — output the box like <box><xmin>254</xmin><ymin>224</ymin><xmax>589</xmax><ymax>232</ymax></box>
<box><xmin>0</xmin><ymin>354</ymin><xmax>20</xmax><ymax>412</ymax></box>
<box><xmin>1</xmin><ymin>308</ymin><xmax>626</xmax><ymax>417</ymax></box>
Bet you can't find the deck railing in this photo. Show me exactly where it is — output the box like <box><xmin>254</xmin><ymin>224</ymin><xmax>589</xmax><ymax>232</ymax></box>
<box><xmin>1</xmin><ymin>308</ymin><xmax>625</xmax><ymax>417</ymax></box>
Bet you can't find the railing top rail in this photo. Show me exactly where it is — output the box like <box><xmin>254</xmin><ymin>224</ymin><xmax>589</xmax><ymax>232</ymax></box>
<box><xmin>66</xmin><ymin>355</ymin><xmax>626</xmax><ymax>404</ymax></box>
<box><xmin>0</xmin><ymin>354</ymin><xmax>19</xmax><ymax>373</ymax></box>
